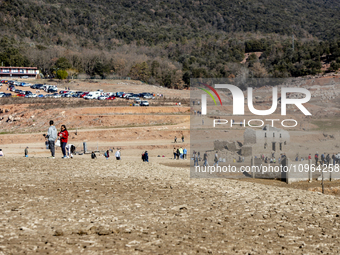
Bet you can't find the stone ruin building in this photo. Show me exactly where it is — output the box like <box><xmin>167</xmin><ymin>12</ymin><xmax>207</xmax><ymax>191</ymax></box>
<box><xmin>214</xmin><ymin>125</ymin><xmax>290</xmax><ymax>158</ymax></box>
<box><xmin>243</xmin><ymin>125</ymin><xmax>290</xmax><ymax>155</ymax></box>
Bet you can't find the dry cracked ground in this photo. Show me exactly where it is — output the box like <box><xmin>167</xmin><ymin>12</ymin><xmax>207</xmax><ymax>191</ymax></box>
<box><xmin>1</xmin><ymin>157</ymin><xmax>340</xmax><ymax>254</ymax></box>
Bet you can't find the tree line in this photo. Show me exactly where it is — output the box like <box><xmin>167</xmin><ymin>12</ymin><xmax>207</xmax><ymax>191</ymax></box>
<box><xmin>1</xmin><ymin>36</ymin><xmax>340</xmax><ymax>88</ymax></box>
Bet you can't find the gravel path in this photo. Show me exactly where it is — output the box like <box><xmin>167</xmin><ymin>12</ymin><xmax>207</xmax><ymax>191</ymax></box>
<box><xmin>1</xmin><ymin>157</ymin><xmax>340</xmax><ymax>254</ymax></box>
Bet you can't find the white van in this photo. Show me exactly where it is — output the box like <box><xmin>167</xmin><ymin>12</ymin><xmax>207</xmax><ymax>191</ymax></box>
<box><xmin>84</xmin><ymin>91</ymin><xmax>101</xmax><ymax>99</ymax></box>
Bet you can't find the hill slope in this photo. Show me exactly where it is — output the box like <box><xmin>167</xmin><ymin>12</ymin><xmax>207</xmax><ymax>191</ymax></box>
<box><xmin>1</xmin><ymin>0</ymin><xmax>340</xmax><ymax>48</ymax></box>
<box><xmin>0</xmin><ymin>0</ymin><xmax>340</xmax><ymax>84</ymax></box>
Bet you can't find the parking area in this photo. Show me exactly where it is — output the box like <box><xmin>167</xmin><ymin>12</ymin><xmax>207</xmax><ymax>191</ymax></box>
<box><xmin>0</xmin><ymin>79</ymin><xmax>166</xmax><ymax>107</ymax></box>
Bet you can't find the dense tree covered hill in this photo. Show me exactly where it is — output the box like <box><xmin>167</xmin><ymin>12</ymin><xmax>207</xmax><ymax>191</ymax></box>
<box><xmin>1</xmin><ymin>0</ymin><xmax>340</xmax><ymax>86</ymax></box>
<box><xmin>1</xmin><ymin>0</ymin><xmax>340</xmax><ymax>48</ymax></box>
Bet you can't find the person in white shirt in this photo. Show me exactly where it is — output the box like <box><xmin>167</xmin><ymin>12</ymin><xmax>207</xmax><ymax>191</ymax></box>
<box><xmin>115</xmin><ymin>149</ymin><xmax>121</xmax><ymax>160</ymax></box>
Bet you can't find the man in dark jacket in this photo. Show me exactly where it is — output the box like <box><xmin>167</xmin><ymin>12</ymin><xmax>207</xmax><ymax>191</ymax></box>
<box><xmin>144</xmin><ymin>151</ymin><xmax>149</xmax><ymax>162</ymax></box>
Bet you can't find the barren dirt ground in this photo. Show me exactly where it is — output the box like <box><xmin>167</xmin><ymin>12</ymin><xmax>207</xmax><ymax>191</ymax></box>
<box><xmin>2</xmin><ymin>78</ymin><xmax>340</xmax><ymax>253</ymax></box>
<box><xmin>1</xmin><ymin>157</ymin><xmax>340</xmax><ymax>254</ymax></box>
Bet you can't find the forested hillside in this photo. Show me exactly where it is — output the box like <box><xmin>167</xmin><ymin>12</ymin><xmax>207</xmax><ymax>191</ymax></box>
<box><xmin>0</xmin><ymin>0</ymin><xmax>340</xmax><ymax>87</ymax></box>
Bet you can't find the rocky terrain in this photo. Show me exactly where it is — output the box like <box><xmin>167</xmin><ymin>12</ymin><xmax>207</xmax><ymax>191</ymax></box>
<box><xmin>1</xmin><ymin>157</ymin><xmax>340</xmax><ymax>254</ymax></box>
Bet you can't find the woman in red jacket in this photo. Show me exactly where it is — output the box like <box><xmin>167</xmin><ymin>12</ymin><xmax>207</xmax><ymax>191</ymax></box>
<box><xmin>58</xmin><ymin>125</ymin><xmax>69</xmax><ymax>159</ymax></box>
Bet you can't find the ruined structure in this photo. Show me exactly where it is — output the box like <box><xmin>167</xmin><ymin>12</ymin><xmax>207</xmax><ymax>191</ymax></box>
<box><xmin>244</xmin><ymin>125</ymin><xmax>290</xmax><ymax>155</ymax></box>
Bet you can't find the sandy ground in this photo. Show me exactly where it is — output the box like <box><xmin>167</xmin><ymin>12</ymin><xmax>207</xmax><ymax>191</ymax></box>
<box><xmin>2</xmin><ymin>78</ymin><xmax>340</xmax><ymax>253</ymax></box>
<box><xmin>1</xmin><ymin>157</ymin><xmax>340</xmax><ymax>254</ymax></box>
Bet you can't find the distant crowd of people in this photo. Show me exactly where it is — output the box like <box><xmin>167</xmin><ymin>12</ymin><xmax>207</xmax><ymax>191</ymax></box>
<box><xmin>192</xmin><ymin>151</ymin><xmax>219</xmax><ymax>167</ymax></box>
<box><xmin>313</xmin><ymin>152</ymin><xmax>340</xmax><ymax>166</ymax></box>
<box><xmin>173</xmin><ymin>147</ymin><xmax>187</xmax><ymax>160</ymax></box>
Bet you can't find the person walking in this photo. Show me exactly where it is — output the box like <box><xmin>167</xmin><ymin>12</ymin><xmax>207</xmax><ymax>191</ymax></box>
<box><xmin>194</xmin><ymin>151</ymin><xmax>199</xmax><ymax>166</ymax></box>
<box><xmin>179</xmin><ymin>147</ymin><xmax>184</xmax><ymax>159</ymax></box>
<box><xmin>337</xmin><ymin>152</ymin><xmax>340</xmax><ymax>165</ymax></box>
<box><xmin>315</xmin><ymin>152</ymin><xmax>319</xmax><ymax>166</ymax></box>
<box><xmin>174</xmin><ymin>136</ymin><xmax>177</xmax><ymax>143</ymax></box>
<box><xmin>203</xmin><ymin>151</ymin><xmax>209</xmax><ymax>166</ymax></box>
<box><xmin>45</xmin><ymin>120</ymin><xmax>57</xmax><ymax>159</ymax></box>
<box><xmin>182</xmin><ymin>134</ymin><xmax>184</xmax><ymax>143</ymax></box>
<box><xmin>173</xmin><ymin>148</ymin><xmax>177</xmax><ymax>160</ymax></box>
<box><xmin>183</xmin><ymin>148</ymin><xmax>187</xmax><ymax>160</ymax></box>
<box><xmin>58</xmin><ymin>125</ymin><xmax>69</xmax><ymax>159</ymax></box>
<box><xmin>326</xmin><ymin>153</ymin><xmax>330</xmax><ymax>166</ymax></box>
<box><xmin>115</xmin><ymin>149</ymin><xmax>121</xmax><ymax>160</ymax></box>
<box><xmin>213</xmin><ymin>151</ymin><xmax>218</xmax><ymax>167</ymax></box>
<box><xmin>0</xmin><ymin>149</ymin><xmax>4</xmax><ymax>157</ymax></box>
<box><xmin>321</xmin><ymin>152</ymin><xmax>325</xmax><ymax>165</ymax></box>
<box><xmin>144</xmin><ymin>151</ymin><xmax>149</xmax><ymax>162</ymax></box>
<box><xmin>104</xmin><ymin>150</ymin><xmax>110</xmax><ymax>159</ymax></box>
<box><xmin>24</xmin><ymin>147</ymin><xmax>28</xmax><ymax>157</ymax></box>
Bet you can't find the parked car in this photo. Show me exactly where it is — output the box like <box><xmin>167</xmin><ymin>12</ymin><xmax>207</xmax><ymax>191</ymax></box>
<box><xmin>73</xmin><ymin>92</ymin><xmax>84</xmax><ymax>98</ymax></box>
<box><xmin>3</xmin><ymin>93</ymin><xmax>12</xmax><ymax>98</ymax></box>
<box><xmin>107</xmin><ymin>95</ymin><xmax>116</xmax><ymax>100</ymax></box>
<box><xmin>143</xmin><ymin>94</ymin><xmax>155</xmax><ymax>99</ymax></box>
<box><xmin>116</xmin><ymin>92</ymin><xmax>125</xmax><ymax>98</ymax></box>
<box><xmin>63</xmin><ymin>92</ymin><xmax>74</xmax><ymax>98</ymax></box>
<box><xmin>48</xmin><ymin>88</ymin><xmax>58</xmax><ymax>93</ymax></box>
<box><xmin>98</xmin><ymin>95</ymin><xmax>108</xmax><ymax>100</ymax></box>
<box><xmin>20</xmin><ymin>82</ymin><xmax>32</xmax><ymax>87</ymax></box>
<box><xmin>25</xmin><ymin>94</ymin><xmax>38</xmax><ymax>98</ymax></box>
<box><xmin>17</xmin><ymin>93</ymin><xmax>26</xmax><ymax>97</ymax></box>
<box><xmin>128</xmin><ymin>94</ymin><xmax>140</xmax><ymax>100</ymax></box>
<box><xmin>84</xmin><ymin>91</ymin><xmax>101</xmax><ymax>99</ymax></box>
<box><xmin>134</xmin><ymin>98</ymin><xmax>141</xmax><ymax>104</ymax></box>
<box><xmin>123</xmin><ymin>93</ymin><xmax>132</xmax><ymax>98</ymax></box>
<box><xmin>140</xmin><ymin>100</ymin><xmax>149</xmax><ymax>106</ymax></box>
<box><xmin>51</xmin><ymin>93</ymin><xmax>61</xmax><ymax>98</ymax></box>
<box><xmin>31</xmin><ymin>84</ymin><xmax>44</xmax><ymax>89</ymax></box>
<box><xmin>38</xmin><ymin>94</ymin><xmax>44</xmax><ymax>98</ymax></box>
<box><xmin>21</xmin><ymin>76</ymin><xmax>29</xmax><ymax>79</ymax></box>
<box><xmin>0</xmin><ymin>92</ymin><xmax>11</xmax><ymax>97</ymax></box>
<box><xmin>106</xmin><ymin>92</ymin><xmax>116</xmax><ymax>96</ymax></box>
<box><xmin>80</xmin><ymin>92</ymin><xmax>89</xmax><ymax>98</ymax></box>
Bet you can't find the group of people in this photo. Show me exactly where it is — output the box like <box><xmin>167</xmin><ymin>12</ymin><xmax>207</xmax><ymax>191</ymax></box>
<box><xmin>45</xmin><ymin>120</ymin><xmax>71</xmax><ymax>159</ymax></box>
<box><xmin>193</xmin><ymin>151</ymin><xmax>219</xmax><ymax>167</ymax></box>
<box><xmin>192</xmin><ymin>110</ymin><xmax>202</xmax><ymax>116</ymax></box>
<box><xmin>174</xmin><ymin>134</ymin><xmax>185</xmax><ymax>143</ymax></box>
<box><xmin>313</xmin><ymin>152</ymin><xmax>340</xmax><ymax>166</ymax></box>
<box><xmin>173</xmin><ymin>147</ymin><xmax>187</xmax><ymax>160</ymax></box>
<box><xmin>91</xmin><ymin>149</ymin><xmax>121</xmax><ymax>160</ymax></box>
<box><xmin>258</xmin><ymin>153</ymin><xmax>286</xmax><ymax>164</ymax></box>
